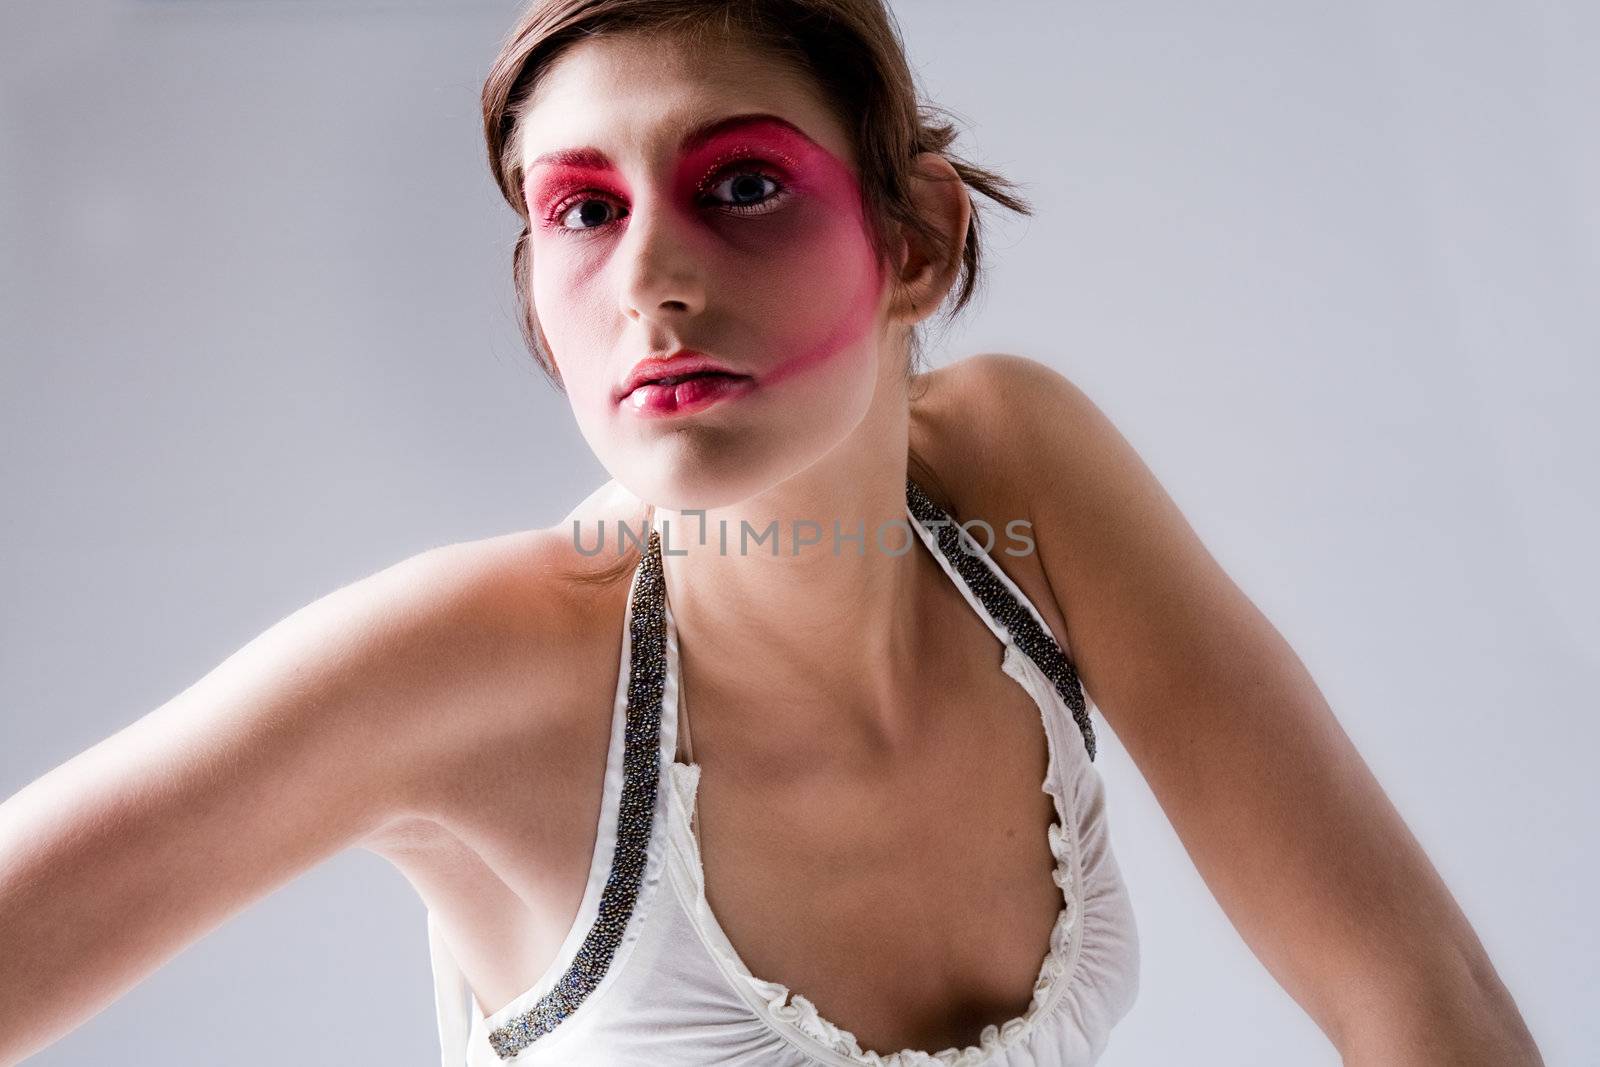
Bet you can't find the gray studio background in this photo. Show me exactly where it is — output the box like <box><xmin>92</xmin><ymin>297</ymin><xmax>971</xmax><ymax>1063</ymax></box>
<box><xmin>2</xmin><ymin>1</ymin><xmax>1593</xmax><ymax>1063</ymax></box>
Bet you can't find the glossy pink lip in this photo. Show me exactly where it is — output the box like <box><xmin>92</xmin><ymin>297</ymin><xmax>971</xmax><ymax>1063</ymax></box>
<box><xmin>622</xmin><ymin>373</ymin><xmax>757</xmax><ymax>418</ymax></box>
<box><xmin>615</xmin><ymin>351</ymin><xmax>751</xmax><ymax>403</ymax></box>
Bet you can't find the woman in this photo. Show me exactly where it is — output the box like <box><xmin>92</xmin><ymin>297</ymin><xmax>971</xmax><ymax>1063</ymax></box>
<box><xmin>0</xmin><ymin>1</ymin><xmax>1543</xmax><ymax>1065</ymax></box>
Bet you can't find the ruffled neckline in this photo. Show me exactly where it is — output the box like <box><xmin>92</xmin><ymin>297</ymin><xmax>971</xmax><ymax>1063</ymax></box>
<box><xmin>664</xmin><ymin>638</ymin><xmax>1086</xmax><ymax>1066</ymax></box>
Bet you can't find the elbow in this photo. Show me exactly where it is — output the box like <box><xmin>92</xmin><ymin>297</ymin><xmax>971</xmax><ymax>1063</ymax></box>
<box><xmin>1332</xmin><ymin>946</ymin><xmax>1544</xmax><ymax>1067</ymax></box>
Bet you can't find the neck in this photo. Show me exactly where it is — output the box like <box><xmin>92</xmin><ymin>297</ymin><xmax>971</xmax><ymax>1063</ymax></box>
<box><xmin>650</xmin><ymin>392</ymin><xmax>941</xmax><ymax>760</ymax></box>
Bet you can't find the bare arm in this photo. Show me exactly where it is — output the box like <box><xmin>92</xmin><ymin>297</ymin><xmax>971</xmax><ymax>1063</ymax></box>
<box><xmin>0</xmin><ymin>542</ymin><xmax>528</xmax><ymax>1064</ymax></box>
<box><xmin>974</xmin><ymin>354</ymin><xmax>1542</xmax><ymax>1064</ymax></box>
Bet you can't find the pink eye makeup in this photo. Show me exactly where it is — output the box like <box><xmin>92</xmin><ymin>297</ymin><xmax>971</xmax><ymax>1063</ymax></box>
<box><xmin>690</xmin><ymin>144</ymin><xmax>799</xmax><ymax>194</ymax></box>
<box><xmin>676</xmin><ymin>118</ymin><xmax>820</xmax><ymax>200</ymax></box>
<box><xmin>522</xmin><ymin>113</ymin><xmax>843</xmax><ymax>235</ymax></box>
<box><xmin>525</xmin><ymin>108</ymin><xmax>887</xmax><ymax>418</ymax></box>
<box><xmin>694</xmin><ymin>160</ymin><xmax>791</xmax><ymax>216</ymax></box>
<box><xmin>525</xmin><ymin>169</ymin><xmax>623</xmax><ymax>230</ymax></box>
<box><xmin>546</xmin><ymin>190</ymin><xmax>624</xmax><ymax>231</ymax></box>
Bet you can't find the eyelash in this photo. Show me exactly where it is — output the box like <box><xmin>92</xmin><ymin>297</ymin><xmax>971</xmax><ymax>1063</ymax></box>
<box><xmin>543</xmin><ymin>158</ymin><xmax>791</xmax><ymax>234</ymax></box>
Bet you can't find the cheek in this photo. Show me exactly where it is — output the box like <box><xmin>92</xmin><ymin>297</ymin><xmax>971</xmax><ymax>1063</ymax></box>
<box><xmin>528</xmin><ymin>235</ymin><xmax>613</xmax><ymax>379</ymax></box>
<box><xmin>751</xmin><ymin>203</ymin><xmax>884</xmax><ymax>390</ymax></box>
<box><xmin>722</xmin><ymin>164</ymin><xmax>883</xmax><ymax>390</ymax></box>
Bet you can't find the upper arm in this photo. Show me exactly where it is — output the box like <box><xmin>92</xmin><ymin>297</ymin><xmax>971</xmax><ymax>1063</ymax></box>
<box><xmin>0</xmin><ymin>540</ymin><xmax>544</xmax><ymax>1063</ymax></box>
<box><xmin>974</xmin><ymin>353</ymin><xmax>1524</xmax><ymax>1051</ymax></box>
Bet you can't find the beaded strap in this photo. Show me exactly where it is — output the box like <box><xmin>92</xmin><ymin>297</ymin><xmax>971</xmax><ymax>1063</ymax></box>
<box><xmin>486</xmin><ymin>478</ymin><xmax>1095</xmax><ymax>1055</ymax></box>
<box><xmin>905</xmin><ymin>477</ymin><xmax>1098</xmax><ymax>762</ymax></box>
<box><xmin>484</xmin><ymin>527</ymin><xmax>668</xmax><ymax>1058</ymax></box>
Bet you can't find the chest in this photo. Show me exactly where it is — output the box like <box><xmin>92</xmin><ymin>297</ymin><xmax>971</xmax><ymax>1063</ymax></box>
<box><xmin>678</xmin><ymin>646</ymin><xmax>1070</xmax><ymax>1055</ymax></box>
<box><xmin>399</xmin><ymin>393</ymin><xmax>1087</xmax><ymax>1043</ymax></box>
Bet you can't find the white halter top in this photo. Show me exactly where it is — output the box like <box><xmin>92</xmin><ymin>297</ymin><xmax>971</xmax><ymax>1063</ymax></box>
<box><xmin>426</xmin><ymin>479</ymin><xmax>1140</xmax><ymax>1065</ymax></box>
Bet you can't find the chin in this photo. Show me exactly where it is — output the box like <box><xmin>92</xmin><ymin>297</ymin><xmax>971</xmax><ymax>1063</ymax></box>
<box><xmin>621</xmin><ymin>463</ymin><xmax>777</xmax><ymax>515</ymax></box>
<box><xmin>594</xmin><ymin>361</ymin><xmax>878</xmax><ymax>514</ymax></box>
<box><xmin>613</xmin><ymin>433</ymin><xmax>836</xmax><ymax>516</ymax></box>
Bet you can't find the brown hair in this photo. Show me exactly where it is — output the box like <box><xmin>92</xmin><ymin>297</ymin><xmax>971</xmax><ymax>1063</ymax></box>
<box><xmin>481</xmin><ymin>0</ymin><xmax>1026</xmax><ymax>582</ymax></box>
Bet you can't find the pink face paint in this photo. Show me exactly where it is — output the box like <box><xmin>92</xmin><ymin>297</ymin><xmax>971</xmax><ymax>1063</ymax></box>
<box><xmin>755</xmin><ymin>239</ymin><xmax>885</xmax><ymax>391</ymax></box>
<box><xmin>668</xmin><ymin>116</ymin><xmax>886</xmax><ymax>392</ymax></box>
<box><xmin>705</xmin><ymin>121</ymin><xmax>887</xmax><ymax>391</ymax></box>
<box><xmin>522</xmin><ymin>112</ymin><xmax>888</xmax><ymax>414</ymax></box>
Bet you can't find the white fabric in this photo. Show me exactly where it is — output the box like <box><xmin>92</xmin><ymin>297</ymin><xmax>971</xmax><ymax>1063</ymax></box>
<box><xmin>427</xmin><ymin>502</ymin><xmax>1141</xmax><ymax>1065</ymax></box>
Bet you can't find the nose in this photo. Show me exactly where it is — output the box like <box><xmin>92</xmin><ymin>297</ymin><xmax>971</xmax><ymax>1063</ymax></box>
<box><xmin>617</xmin><ymin>190</ymin><xmax>707</xmax><ymax>322</ymax></box>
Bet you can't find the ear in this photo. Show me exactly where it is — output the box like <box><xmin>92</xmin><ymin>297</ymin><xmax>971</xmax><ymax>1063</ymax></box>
<box><xmin>887</xmin><ymin>152</ymin><xmax>972</xmax><ymax>325</ymax></box>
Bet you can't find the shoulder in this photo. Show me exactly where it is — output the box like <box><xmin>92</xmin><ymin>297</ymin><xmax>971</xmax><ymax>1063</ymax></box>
<box><xmin>911</xmin><ymin>352</ymin><xmax>1199</xmax><ymax>683</ymax></box>
<box><xmin>927</xmin><ymin>352</ymin><xmax>1171</xmax><ymax>581</ymax></box>
<box><xmin>351</xmin><ymin>489</ymin><xmax>647</xmax><ymax>855</ymax></box>
<box><xmin>930</xmin><ymin>354</ymin><xmax>1259</xmax><ymax>735</ymax></box>
<box><xmin>915</xmin><ymin>352</ymin><xmax>1096</xmax><ymax>440</ymax></box>
<box><xmin>912</xmin><ymin>352</ymin><xmax>1129</xmax><ymax>528</ymax></box>
<box><xmin>908</xmin><ymin>354</ymin><xmax>1113</xmax><ymax>658</ymax></box>
<box><xmin>377</xmin><ymin>479</ymin><xmax>650</xmax><ymax>638</ymax></box>
<box><xmin>909</xmin><ymin>352</ymin><xmax>1101</xmax><ymax>500</ymax></box>
<box><xmin>391</xmin><ymin>480</ymin><xmax>651</xmax><ymax>706</ymax></box>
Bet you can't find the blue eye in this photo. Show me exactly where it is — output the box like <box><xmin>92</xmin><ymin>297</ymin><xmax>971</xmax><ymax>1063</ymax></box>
<box><xmin>557</xmin><ymin>197</ymin><xmax>626</xmax><ymax>231</ymax></box>
<box><xmin>701</xmin><ymin>167</ymin><xmax>789</xmax><ymax>215</ymax></box>
<box><xmin>710</xmin><ymin>172</ymin><xmax>778</xmax><ymax>206</ymax></box>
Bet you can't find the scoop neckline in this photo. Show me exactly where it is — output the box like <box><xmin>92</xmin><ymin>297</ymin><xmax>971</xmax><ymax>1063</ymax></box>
<box><xmin>654</xmin><ymin>499</ymin><xmax>1087</xmax><ymax>1066</ymax></box>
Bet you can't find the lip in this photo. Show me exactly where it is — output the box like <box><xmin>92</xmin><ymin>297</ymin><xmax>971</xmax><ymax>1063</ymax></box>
<box><xmin>621</xmin><ymin>372</ymin><xmax>758</xmax><ymax>418</ymax></box>
<box><xmin>615</xmin><ymin>351</ymin><xmax>753</xmax><ymax>403</ymax></box>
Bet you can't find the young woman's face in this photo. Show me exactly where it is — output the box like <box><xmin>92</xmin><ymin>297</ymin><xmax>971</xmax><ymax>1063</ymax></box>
<box><xmin>517</xmin><ymin>31</ymin><xmax>896</xmax><ymax>509</ymax></box>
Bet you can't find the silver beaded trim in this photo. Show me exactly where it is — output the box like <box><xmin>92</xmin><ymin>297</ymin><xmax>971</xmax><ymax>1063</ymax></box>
<box><xmin>485</xmin><ymin>481</ymin><xmax>1093</xmax><ymax>1056</ymax></box>
<box><xmin>485</xmin><ymin>527</ymin><xmax>667</xmax><ymax>1059</ymax></box>
<box><xmin>906</xmin><ymin>477</ymin><xmax>1098</xmax><ymax>762</ymax></box>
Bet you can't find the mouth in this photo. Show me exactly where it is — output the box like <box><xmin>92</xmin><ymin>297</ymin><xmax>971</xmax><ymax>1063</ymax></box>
<box><xmin>617</xmin><ymin>352</ymin><xmax>753</xmax><ymax>402</ymax></box>
<box><xmin>632</xmin><ymin>369</ymin><xmax>745</xmax><ymax>391</ymax></box>
<box><xmin>619</xmin><ymin>369</ymin><xmax>758</xmax><ymax>418</ymax></box>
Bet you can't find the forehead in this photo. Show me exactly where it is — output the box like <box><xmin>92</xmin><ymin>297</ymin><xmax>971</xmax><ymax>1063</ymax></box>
<box><xmin>516</xmin><ymin>30</ymin><xmax>854</xmax><ymax>172</ymax></box>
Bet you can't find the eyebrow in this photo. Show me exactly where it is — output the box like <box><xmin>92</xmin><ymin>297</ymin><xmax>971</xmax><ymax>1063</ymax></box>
<box><xmin>525</xmin><ymin>112</ymin><xmax>820</xmax><ymax>173</ymax></box>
